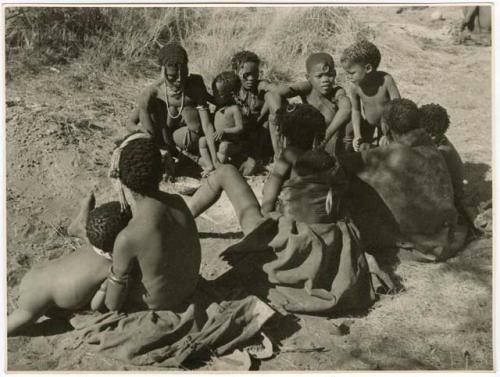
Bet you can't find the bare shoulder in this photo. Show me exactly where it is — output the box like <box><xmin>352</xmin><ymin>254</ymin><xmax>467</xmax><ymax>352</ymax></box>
<box><xmin>137</xmin><ymin>81</ymin><xmax>162</xmax><ymax>106</ymax></box>
<box><xmin>381</xmin><ymin>71</ymin><xmax>397</xmax><ymax>86</ymax></box>
<box><xmin>228</xmin><ymin>104</ymin><xmax>242</xmax><ymax>115</ymax></box>
<box><xmin>113</xmin><ymin>225</ymin><xmax>136</xmax><ymax>258</ymax></box>
<box><xmin>257</xmin><ymin>79</ymin><xmax>272</xmax><ymax>92</ymax></box>
<box><xmin>333</xmin><ymin>85</ymin><xmax>347</xmax><ymax>98</ymax></box>
<box><xmin>346</xmin><ymin>82</ymin><xmax>360</xmax><ymax>97</ymax></box>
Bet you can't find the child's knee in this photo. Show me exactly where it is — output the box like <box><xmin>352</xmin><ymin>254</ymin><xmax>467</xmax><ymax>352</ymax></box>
<box><xmin>218</xmin><ymin>141</ymin><xmax>230</xmax><ymax>154</ymax></box>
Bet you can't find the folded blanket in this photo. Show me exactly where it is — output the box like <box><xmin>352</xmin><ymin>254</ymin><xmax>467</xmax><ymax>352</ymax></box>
<box><xmin>59</xmin><ymin>291</ymin><xmax>274</xmax><ymax>368</ymax></box>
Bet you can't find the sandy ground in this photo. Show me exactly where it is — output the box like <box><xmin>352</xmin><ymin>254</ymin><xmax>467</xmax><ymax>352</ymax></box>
<box><xmin>6</xmin><ymin>6</ymin><xmax>493</xmax><ymax>371</ymax></box>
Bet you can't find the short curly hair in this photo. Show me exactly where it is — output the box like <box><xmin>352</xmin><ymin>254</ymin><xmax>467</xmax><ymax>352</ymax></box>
<box><xmin>382</xmin><ymin>98</ymin><xmax>420</xmax><ymax>135</ymax></box>
<box><xmin>212</xmin><ymin>71</ymin><xmax>241</xmax><ymax>106</ymax></box>
<box><xmin>119</xmin><ymin>138</ymin><xmax>163</xmax><ymax>194</ymax></box>
<box><xmin>231</xmin><ymin>50</ymin><xmax>260</xmax><ymax>71</ymax></box>
<box><xmin>276</xmin><ymin>103</ymin><xmax>325</xmax><ymax>149</ymax></box>
<box><xmin>340</xmin><ymin>40</ymin><xmax>381</xmax><ymax>70</ymax></box>
<box><xmin>158</xmin><ymin>42</ymin><xmax>188</xmax><ymax>67</ymax></box>
<box><xmin>419</xmin><ymin>103</ymin><xmax>450</xmax><ymax>138</ymax></box>
<box><xmin>86</xmin><ymin>201</ymin><xmax>132</xmax><ymax>254</ymax></box>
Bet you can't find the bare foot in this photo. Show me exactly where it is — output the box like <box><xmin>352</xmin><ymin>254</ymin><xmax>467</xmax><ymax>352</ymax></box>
<box><xmin>67</xmin><ymin>192</ymin><xmax>96</xmax><ymax>239</ymax></box>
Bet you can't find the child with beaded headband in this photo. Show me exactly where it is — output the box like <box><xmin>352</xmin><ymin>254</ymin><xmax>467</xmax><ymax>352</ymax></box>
<box><xmin>105</xmin><ymin>133</ymin><xmax>201</xmax><ymax>311</ymax></box>
<box><xmin>8</xmin><ymin>200</ymin><xmax>131</xmax><ymax>335</ymax></box>
<box><xmin>126</xmin><ymin>43</ymin><xmax>216</xmax><ymax>176</ymax></box>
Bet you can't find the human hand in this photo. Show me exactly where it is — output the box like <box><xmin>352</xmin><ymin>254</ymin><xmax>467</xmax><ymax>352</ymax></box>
<box><xmin>315</xmin><ymin>139</ymin><xmax>327</xmax><ymax>151</ymax></box>
<box><xmin>214</xmin><ymin>130</ymin><xmax>224</xmax><ymax>141</ymax></box>
<box><xmin>352</xmin><ymin>137</ymin><xmax>362</xmax><ymax>152</ymax></box>
<box><xmin>379</xmin><ymin>135</ymin><xmax>390</xmax><ymax>147</ymax></box>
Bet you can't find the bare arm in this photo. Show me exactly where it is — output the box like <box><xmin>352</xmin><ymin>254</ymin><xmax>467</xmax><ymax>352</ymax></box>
<box><xmin>348</xmin><ymin>85</ymin><xmax>362</xmax><ymax>150</ymax></box>
<box><xmin>324</xmin><ymin>92</ymin><xmax>352</xmax><ymax>141</ymax></box>
<box><xmin>199</xmin><ymin>107</ymin><xmax>220</xmax><ymax>166</ymax></box>
<box><xmin>385</xmin><ymin>74</ymin><xmax>401</xmax><ymax>100</ymax></box>
<box><xmin>105</xmin><ymin>233</ymin><xmax>134</xmax><ymax>311</ymax></box>
<box><xmin>136</xmin><ymin>86</ymin><xmax>159</xmax><ymax>137</ymax></box>
<box><xmin>261</xmin><ymin>148</ymin><xmax>300</xmax><ymax>215</ymax></box>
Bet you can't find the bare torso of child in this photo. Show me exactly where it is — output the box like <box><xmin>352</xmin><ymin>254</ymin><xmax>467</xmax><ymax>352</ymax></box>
<box><xmin>126</xmin><ymin>192</ymin><xmax>201</xmax><ymax>310</ymax></box>
<box><xmin>18</xmin><ymin>246</ymin><xmax>111</xmax><ymax>313</ymax></box>
<box><xmin>302</xmin><ymin>86</ymin><xmax>343</xmax><ymax>125</ymax></box>
<box><xmin>214</xmin><ymin>105</ymin><xmax>241</xmax><ymax>143</ymax></box>
<box><xmin>355</xmin><ymin>72</ymin><xmax>393</xmax><ymax>126</ymax></box>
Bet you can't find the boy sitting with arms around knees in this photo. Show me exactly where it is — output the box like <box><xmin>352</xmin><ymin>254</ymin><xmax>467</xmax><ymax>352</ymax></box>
<box><xmin>341</xmin><ymin>40</ymin><xmax>401</xmax><ymax>152</ymax></box>
<box><xmin>418</xmin><ymin>103</ymin><xmax>465</xmax><ymax>204</ymax></box>
<box><xmin>266</xmin><ymin>52</ymin><xmax>351</xmax><ymax>157</ymax></box>
<box><xmin>8</xmin><ymin>200</ymin><xmax>131</xmax><ymax>335</ymax></box>
<box><xmin>105</xmin><ymin>134</ymin><xmax>201</xmax><ymax>311</ymax></box>
<box><xmin>199</xmin><ymin>72</ymin><xmax>244</xmax><ymax>175</ymax></box>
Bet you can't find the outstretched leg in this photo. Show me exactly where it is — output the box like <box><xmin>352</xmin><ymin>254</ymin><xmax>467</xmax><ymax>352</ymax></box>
<box><xmin>67</xmin><ymin>192</ymin><xmax>96</xmax><ymax>240</ymax></box>
<box><xmin>188</xmin><ymin>164</ymin><xmax>263</xmax><ymax>235</ymax></box>
<box><xmin>8</xmin><ymin>309</ymin><xmax>40</xmax><ymax>336</ymax></box>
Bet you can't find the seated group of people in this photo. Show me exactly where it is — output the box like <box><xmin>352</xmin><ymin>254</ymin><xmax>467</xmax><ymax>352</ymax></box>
<box><xmin>8</xmin><ymin>40</ymin><xmax>470</xmax><ymax>335</ymax></box>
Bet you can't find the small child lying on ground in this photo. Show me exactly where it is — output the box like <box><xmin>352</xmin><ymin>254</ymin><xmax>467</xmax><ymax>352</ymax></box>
<box><xmin>199</xmin><ymin>72</ymin><xmax>245</xmax><ymax>175</ymax></box>
<box><xmin>8</xmin><ymin>199</ymin><xmax>131</xmax><ymax>335</ymax></box>
<box><xmin>340</xmin><ymin>40</ymin><xmax>401</xmax><ymax>151</ymax></box>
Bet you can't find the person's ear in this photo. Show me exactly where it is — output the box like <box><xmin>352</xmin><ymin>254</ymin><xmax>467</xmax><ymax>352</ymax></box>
<box><xmin>365</xmin><ymin>64</ymin><xmax>373</xmax><ymax>74</ymax></box>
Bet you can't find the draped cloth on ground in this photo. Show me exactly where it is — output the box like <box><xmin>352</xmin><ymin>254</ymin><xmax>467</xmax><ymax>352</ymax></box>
<box><xmin>340</xmin><ymin>129</ymin><xmax>467</xmax><ymax>261</ymax></box>
<box><xmin>220</xmin><ymin>215</ymin><xmax>379</xmax><ymax>315</ymax></box>
<box><xmin>58</xmin><ymin>286</ymin><xmax>274</xmax><ymax>368</ymax></box>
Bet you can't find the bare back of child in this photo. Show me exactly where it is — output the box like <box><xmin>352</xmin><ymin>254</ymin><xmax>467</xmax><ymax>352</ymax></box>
<box><xmin>341</xmin><ymin>40</ymin><xmax>401</xmax><ymax>151</ymax></box>
<box><xmin>419</xmin><ymin>103</ymin><xmax>465</xmax><ymax>202</ymax></box>
<box><xmin>8</xmin><ymin>200</ymin><xmax>131</xmax><ymax>335</ymax></box>
<box><xmin>106</xmin><ymin>135</ymin><xmax>201</xmax><ymax>311</ymax></box>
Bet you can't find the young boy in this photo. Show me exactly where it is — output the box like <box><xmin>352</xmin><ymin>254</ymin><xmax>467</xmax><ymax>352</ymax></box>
<box><xmin>126</xmin><ymin>43</ymin><xmax>215</xmax><ymax>173</ymax></box>
<box><xmin>265</xmin><ymin>52</ymin><xmax>351</xmax><ymax>157</ymax></box>
<box><xmin>105</xmin><ymin>134</ymin><xmax>201</xmax><ymax>311</ymax></box>
<box><xmin>340</xmin><ymin>40</ymin><xmax>401</xmax><ymax>152</ymax></box>
<box><xmin>8</xmin><ymin>200</ymin><xmax>131</xmax><ymax>335</ymax></box>
<box><xmin>231</xmin><ymin>51</ymin><xmax>274</xmax><ymax>161</ymax></box>
<box><xmin>419</xmin><ymin>103</ymin><xmax>465</xmax><ymax>204</ymax></box>
<box><xmin>198</xmin><ymin>72</ymin><xmax>244</xmax><ymax>175</ymax></box>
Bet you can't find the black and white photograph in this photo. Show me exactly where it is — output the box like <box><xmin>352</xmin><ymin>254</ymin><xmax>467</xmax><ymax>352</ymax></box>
<box><xmin>4</xmin><ymin>3</ymin><xmax>494</xmax><ymax>372</ymax></box>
